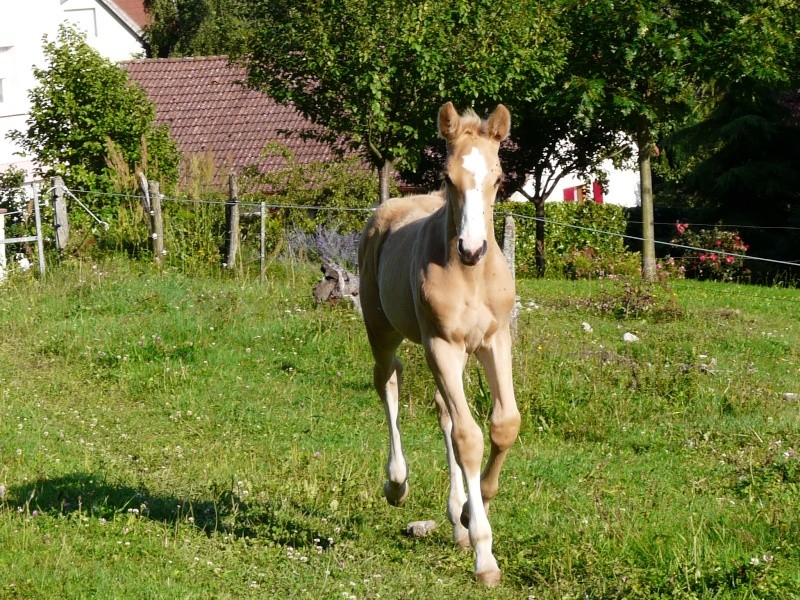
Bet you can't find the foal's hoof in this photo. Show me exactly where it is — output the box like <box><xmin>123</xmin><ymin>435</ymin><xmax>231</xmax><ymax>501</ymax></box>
<box><xmin>454</xmin><ymin>531</ymin><xmax>471</xmax><ymax>550</ymax></box>
<box><xmin>459</xmin><ymin>504</ymin><xmax>470</xmax><ymax>529</ymax></box>
<box><xmin>476</xmin><ymin>569</ymin><xmax>502</xmax><ymax>587</ymax></box>
<box><xmin>383</xmin><ymin>481</ymin><xmax>409</xmax><ymax>506</ymax></box>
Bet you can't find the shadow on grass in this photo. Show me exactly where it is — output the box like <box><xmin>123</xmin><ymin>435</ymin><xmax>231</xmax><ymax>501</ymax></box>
<box><xmin>5</xmin><ymin>472</ymin><xmax>357</xmax><ymax>550</ymax></box>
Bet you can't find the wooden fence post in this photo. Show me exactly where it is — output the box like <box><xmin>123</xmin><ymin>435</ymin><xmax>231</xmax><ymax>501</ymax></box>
<box><xmin>503</xmin><ymin>213</ymin><xmax>516</xmax><ymax>282</ymax></box>
<box><xmin>224</xmin><ymin>173</ymin><xmax>240</xmax><ymax>269</ymax></box>
<box><xmin>51</xmin><ymin>176</ymin><xmax>69</xmax><ymax>252</ymax></box>
<box><xmin>503</xmin><ymin>213</ymin><xmax>517</xmax><ymax>335</ymax></box>
<box><xmin>148</xmin><ymin>180</ymin><xmax>164</xmax><ymax>262</ymax></box>
<box><xmin>137</xmin><ymin>172</ymin><xmax>154</xmax><ymax>241</ymax></box>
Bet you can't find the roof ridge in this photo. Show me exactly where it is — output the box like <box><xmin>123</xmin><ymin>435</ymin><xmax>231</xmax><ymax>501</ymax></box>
<box><xmin>123</xmin><ymin>55</ymin><xmax>231</xmax><ymax>65</ymax></box>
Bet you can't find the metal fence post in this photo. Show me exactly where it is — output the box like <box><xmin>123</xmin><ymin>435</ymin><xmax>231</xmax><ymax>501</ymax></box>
<box><xmin>224</xmin><ymin>173</ymin><xmax>240</xmax><ymax>269</ymax></box>
<box><xmin>32</xmin><ymin>184</ymin><xmax>46</xmax><ymax>276</ymax></box>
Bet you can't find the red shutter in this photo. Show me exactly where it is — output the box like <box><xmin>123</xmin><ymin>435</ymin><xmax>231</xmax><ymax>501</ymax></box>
<box><xmin>563</xmin><ymin>186</ymin><xmax>575</xmax><ymax>202</ymax></box>
<box><xmin>592</xmin><ymin>181</ymin><xmax>604</xmax><ymax>203</ymax></box>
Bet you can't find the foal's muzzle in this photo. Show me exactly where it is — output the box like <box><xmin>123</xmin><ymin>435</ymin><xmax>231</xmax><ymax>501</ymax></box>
<box><xmin>458</xmin><ymin>239</ymin><xmax>488</xmax><ymax>266</ymax></box>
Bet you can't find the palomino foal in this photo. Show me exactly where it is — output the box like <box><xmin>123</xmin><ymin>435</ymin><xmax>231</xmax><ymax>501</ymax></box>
<box><xmin>358</xmin><ymin>102</ymin><xmax>520</xmax><ymax>586</ymax></box>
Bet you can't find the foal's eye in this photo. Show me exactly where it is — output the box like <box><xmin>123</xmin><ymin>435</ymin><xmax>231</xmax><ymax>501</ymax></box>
<box><xmin>494</xmin><ymin>176</ymin><xmax>503</xmax><ymax>187</ymax></box>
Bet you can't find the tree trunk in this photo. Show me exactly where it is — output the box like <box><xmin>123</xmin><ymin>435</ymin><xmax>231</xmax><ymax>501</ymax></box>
<box><xmin>637</xmin><ymin>131</ymin><xmax>657</xmax><ymax>282</ymax></box>
<box><xmin>378</xmin><ymin>159</ymin><xmax>395</xmax><ymax>204</ymax></box>
<box><xmin>533</xmin><ymin>196</ymin><xmax>546</xmax><ymax>277</ymax></box>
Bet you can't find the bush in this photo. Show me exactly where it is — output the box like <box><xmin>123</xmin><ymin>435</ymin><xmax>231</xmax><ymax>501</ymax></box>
<box><xmin>500</xmin><ymin>200</ymin><xmax>639</xmax><ymax>279</ymax></box>
<box><xmin>0</xmin><ymin>167</ymin><xmax>28</xmax><ymax>227</ymax></box>
<box><xmin>242</xmin><ymin>144</ymin><xmax>380</xmax><ymax>238</ymax></box>
<box><xmin>9</xmin><ymin>25</ymin><xmax>180</xmax><ymax>225</ymax></box>
<box><xmin>670</xmin><ymin>222</ymin><xmax>749</xmax><ymax>281</ymax></box>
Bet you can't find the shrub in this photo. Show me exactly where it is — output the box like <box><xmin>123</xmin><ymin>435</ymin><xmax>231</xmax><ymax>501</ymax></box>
<box><xmin>0</xmin><ymin>167</ymin><xmax>28</xmax><ymax>227</ymax></box>
<box><xmin>670</xmin><ymin>222</ymin><xmax>749</xmax><ymax>281</ymax></box>
<box><xmin>242</xmin><ymin>144</ymin><xmax>380</xmax><ymax>238</ymax></box>
<box><xmin>8</xmin><ymin>25</ymin><xmax>180</xmax><ymax>225</ymax></box>
<box><xmin>500</xmin><ymin>200</ymin><xmax>638</xmax><ymax>279</ymax></box>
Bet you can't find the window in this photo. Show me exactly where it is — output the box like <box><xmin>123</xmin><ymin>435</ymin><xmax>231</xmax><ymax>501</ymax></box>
<box><xmin>64</xmin><ymin>8</ymin><xmax>98</xmax><ymax>37</ymax></box>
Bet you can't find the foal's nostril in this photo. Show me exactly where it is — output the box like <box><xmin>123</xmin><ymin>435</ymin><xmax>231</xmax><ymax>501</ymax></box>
<box><xmin>457</xmin><ymin>239</ymin><xmax>488</xmax><ymax>265</ymax></box>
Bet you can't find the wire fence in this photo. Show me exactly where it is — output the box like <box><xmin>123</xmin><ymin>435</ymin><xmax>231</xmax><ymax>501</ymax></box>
<box><xmin>2</xmin><ymin>184</ymin><xmax>799</xmax><ymax>282</ymax></box>
<box><xmin>507</xmin><ymin>212</ymin><xmax>800</xmax><ymax>269</ymax></box>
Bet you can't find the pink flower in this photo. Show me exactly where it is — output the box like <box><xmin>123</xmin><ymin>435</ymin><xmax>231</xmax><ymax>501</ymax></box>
<box><xmin>714</xmin><ymin>240</ymin><xmax>722</xmax><ymax>246</ymax></box>
<box><xmin>710</xmin><ymin>254</ymin><xmax>718</xmax><ymax>262</ymax></box>
<box><xmin>699</xmin><ymin>254</ymin><xmax>707</xmax><ymax>262</ymax></box>
<box><xmin>675</xmin><ymin>222</ymin><xmax>688</xmax><ymax>235</ymax></box>
<box><xmin>725</xmin><ymin>256</ymin><xmax>734</xmax><ymax>263</ymax></box>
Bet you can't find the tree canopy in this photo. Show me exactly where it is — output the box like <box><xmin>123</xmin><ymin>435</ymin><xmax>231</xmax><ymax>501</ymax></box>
<box><xmin>143</xmin><ymin>0</ymin><xmax>255</xmax><ymax>58</ymax></box>
<box><xmin>245</xmin><ymin>0</ymin><xmax>569</xmax><ymax>203</ymax></box>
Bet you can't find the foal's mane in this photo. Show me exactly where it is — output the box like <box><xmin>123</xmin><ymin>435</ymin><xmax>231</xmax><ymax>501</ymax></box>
<box><xmin>458</xmin><ymin>109</ymin><xmax>485</xmax><ymax>138</ymax></box>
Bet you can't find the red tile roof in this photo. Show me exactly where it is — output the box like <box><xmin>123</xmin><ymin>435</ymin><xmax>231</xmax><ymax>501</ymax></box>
<box><xmin>111</xmin><ymin>0</ymin><xmax>149</xmax><ymax>28</ymax></box>
<box><xmin>123</xmin><ymin>56</ymin><xmax>357</xmax><ymax>186</ymax></box>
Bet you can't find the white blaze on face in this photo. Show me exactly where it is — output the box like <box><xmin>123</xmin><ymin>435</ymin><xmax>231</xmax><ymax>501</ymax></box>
<box><xmin>460</xmin><ymin>147</ymin><xmax>488</xmax><ymax>254</ymax></box>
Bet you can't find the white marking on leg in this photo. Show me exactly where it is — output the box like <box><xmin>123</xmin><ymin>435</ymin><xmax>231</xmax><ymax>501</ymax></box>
<box><xmin>381</xmin><ymin>363</ymin><xmax>408</xmax><ymax>505</ymax></box>
<box><xmin>440</xmin><ymin>401</ymin><xmax>469</xmax><ymax>546</ymax></box>
<box><xmin>466</xmin><ymin>473</ymin><xmax>499</xmax><ymax>577</ymax></box>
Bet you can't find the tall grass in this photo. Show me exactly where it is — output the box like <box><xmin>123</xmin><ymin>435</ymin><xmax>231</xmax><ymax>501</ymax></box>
<box><xmin>0</xmin><ymin>257</ymin><xmax>798</xmax><ymax>598</ymax></box>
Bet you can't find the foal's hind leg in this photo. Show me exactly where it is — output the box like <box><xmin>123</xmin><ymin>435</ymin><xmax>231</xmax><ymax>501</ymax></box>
<box><xmin>372</xmin><ymin>343</ymin><xmax>409</xmax><ymax>506</ymax></box>
<box><xmin>433</xmin><ymin>389</ymin><xmax>469</xmax><ymax>548</ymax></box>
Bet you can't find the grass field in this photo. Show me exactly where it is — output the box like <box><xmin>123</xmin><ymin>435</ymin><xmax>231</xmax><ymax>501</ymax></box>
<box><xmin>1</xmin><ymin>257</ymin><xmax>798</xmax><ymax>599</ymax></box>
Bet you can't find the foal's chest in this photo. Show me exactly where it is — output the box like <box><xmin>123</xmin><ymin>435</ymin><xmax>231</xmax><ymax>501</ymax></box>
<box><xmin>418</xmin><ymin>267</ymin><xmax>513</xmax><ymax>352</ymax></box>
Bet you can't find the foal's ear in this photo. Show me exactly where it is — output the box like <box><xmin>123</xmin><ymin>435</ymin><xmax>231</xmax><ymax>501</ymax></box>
<box><xmin>438</xmin><ymin>101</ymin><xmax>460</xmax><ymax>142</ymax></box>
<box><xmin>486</xmin><ymin>104</ymin><xmax>511</xmax><ymax>142</ymax></box>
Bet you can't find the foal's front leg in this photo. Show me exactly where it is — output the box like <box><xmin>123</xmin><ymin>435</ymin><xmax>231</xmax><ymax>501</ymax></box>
<box><xmin>426</xmin><ymin>337</ymin><xmax>501</xmax><ymax>586</ymax></box>
<box><xmin>475</xmin><ymin>327</ymin><xmax>520</xmax><ymax>514</ymax></box>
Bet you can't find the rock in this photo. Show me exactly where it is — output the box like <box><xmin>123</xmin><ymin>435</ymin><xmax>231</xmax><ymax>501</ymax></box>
<box><xmin>582</xmin><ymin>322</ymin><xmax>593</xmax><ymax>333</ymax></box>
<box><xmin>405</xmin><ymin>520</ymin><xmax>437</xmax><ymax>538</ymax></box>
<box><xmin>783</xmin><ymin>393</ymin><xmax>799</xmax><ymax>401</ymax></box>
<box><xmin>622</xmin><ymin>332</ymin><xmax>639</xmax><ymax>343</ymax></box>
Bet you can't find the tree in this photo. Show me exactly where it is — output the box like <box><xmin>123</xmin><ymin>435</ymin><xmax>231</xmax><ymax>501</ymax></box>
<box><xmin>246</xmin><ymin>0</ymin><xmax>568</xmax><ymax>204</ymax></box>
<box><xmin>567</xmin><ymin>0</ymin><xmax>800</xmax><ymax>281</ymax></box>
<box><xmin>500</xmin><ymin>96</ymin><xmax>632</xmax><ymax>275</ymax></box>
<box><xmin>664</xmin><ymin>1</ymin><xmax>800</xmax><ymax>222</ymax></box>
<box><xmin>143</xmin><ymin>0</ymin><xmax>255</xmax><ymax>58</ymax></box>
<box><xmin>564</xmin><ymin>0</ymin><xmax>699</xmax><ymax>281</ymax></box>
<box><xmin>9</xmin><ymin>25</ymin><xmax>180</xmax><ymax>220</ymax></box>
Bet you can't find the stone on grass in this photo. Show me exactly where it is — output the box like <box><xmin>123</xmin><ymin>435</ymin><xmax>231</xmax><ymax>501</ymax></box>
<box><xmin>405</xmin><ymin>520</ymin><xmax>437</xmax><ymax>538</ymax></box>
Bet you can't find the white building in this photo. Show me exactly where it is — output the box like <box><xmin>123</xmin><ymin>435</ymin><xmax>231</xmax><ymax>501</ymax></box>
<box><xmin>544</xmin><ymin>157</ymin><xmax>641</xmax><ymax>208</ymax></box>
<box><xmin>0</xmin><ymin>0</ymin><xmax>146</xmax><ymax>181</ymax></box>
<box><xmin>510</xmin><ymin>143</ymin><xmax>642</xmax><ymax>208</ymax></box>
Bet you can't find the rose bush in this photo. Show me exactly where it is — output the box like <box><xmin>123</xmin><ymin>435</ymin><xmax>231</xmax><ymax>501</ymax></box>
<box><xmin>670</xmin><ymin>222</ymin><xmax>749</xmax><ymax>281</ymax></box>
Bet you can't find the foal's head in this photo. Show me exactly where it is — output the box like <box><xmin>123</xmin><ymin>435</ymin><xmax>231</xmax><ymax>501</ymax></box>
<box><xmin>438</xmin><ymin>102</ymin><xmax>511</xmax><ymax>266</ymax></box>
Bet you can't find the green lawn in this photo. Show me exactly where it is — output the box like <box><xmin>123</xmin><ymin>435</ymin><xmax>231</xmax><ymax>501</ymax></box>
<box><xmin>1</xmin><ymin>258</ymin><xmax>798</xmax><ymax>599</ymax></box>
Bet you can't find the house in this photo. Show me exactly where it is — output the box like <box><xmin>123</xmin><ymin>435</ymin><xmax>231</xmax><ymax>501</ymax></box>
<box><xmin>510</xmin><ymin>151</ymin><xmax>641</xmax><ymax>208</ymax></box>
<box><xmin>545</xmin><ymin>157</ymin><xmax>641</xmax><ymax>207</ymax></box>
<box><xmin>123</xmin><ymin>56</ymin><xmax>358</xmax><ymax>185</ymax></box>
<box><xmin>0</xmin><ymin>0</ymin><xmax>147</xmax><ymax>181</ymax></box>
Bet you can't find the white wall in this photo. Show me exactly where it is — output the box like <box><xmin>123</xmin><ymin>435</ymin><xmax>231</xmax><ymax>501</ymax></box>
<box><xmin>546</xmin><ymin>158</ymin><xmax>641</xmax><ymax>207</ymax></box>
<box><xmin>0</xmin><ymin>0</ymin><xmax>144</xmax><ymax>181</ymax></box>
<box><xmin>510</xmin><ymin>146</ymin><xmax>642</xmax><ymax>208</ymax></box>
